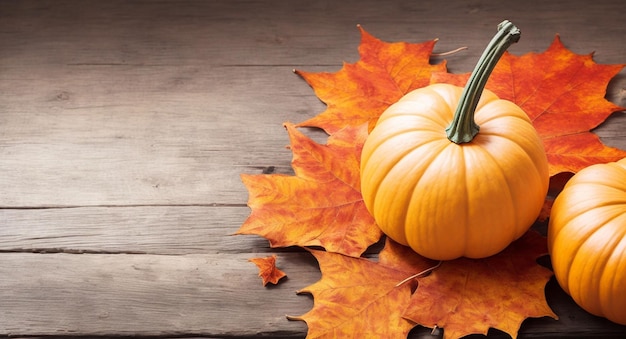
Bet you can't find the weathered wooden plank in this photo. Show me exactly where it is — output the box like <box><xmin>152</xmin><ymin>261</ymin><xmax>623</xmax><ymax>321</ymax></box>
<box><xmin>2</xmin><ymin>0</ymin><xmax>626</xmax><ymax>66</ymax></box>
<box><xmin>0</xmin><ymin>252</ymin><xmax>317</xmax><ymax>337</ymax></box>
<box><xmin>0</xmin><ymin>206</ymin><xmax>266</xmax><ymax>255</ymax></box>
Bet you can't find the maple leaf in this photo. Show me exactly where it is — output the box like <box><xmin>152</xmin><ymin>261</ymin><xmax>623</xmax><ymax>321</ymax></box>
<box><xmin>249</xmin><ymin>255</ymin><xmax>287</xmax><ymax>286</ymax></box>
<box><xmin>288</xmin><ymin>239</ymin><xmax>437</xmax><ymax>338</ymax></box>
<box><xmin>237</xmin><ymin>122</ymin><xmax>381</xmax><ymax>257</ymax></box>
<box><xmin>404</xmin><ymin>231</ymin><xmax>557</xmax><ymax>339</ymax></box>
<box><xmin>431</xmin><ymin>35</ymin><xmax>626</xmax><ymax>176</ymax></box>
<box><xmin>295</xmin><ymin>25</ymin><xmax>447</xmax><ymax>134</ymax></box>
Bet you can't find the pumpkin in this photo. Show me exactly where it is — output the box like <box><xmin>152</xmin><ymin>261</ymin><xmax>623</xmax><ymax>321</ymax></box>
<box><xmin>360</xmin><ymin>21</ymin><xmax>549</xmax><ymax>260</ymax></box>
<box><xmin>548</xmin><ymin>158</ymin><xmax>626</xmax><ymax>325</ymax></box>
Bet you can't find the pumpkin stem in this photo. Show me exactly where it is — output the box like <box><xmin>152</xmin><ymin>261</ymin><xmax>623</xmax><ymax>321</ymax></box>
<box><xmin>446</xmin><ymin>20</ymin><xmax>521</xmax><ymax>144</ymax></box>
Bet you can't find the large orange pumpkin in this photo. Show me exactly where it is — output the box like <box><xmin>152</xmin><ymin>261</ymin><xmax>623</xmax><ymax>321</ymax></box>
<box><xmin>360</xmin><ymin>21</ymin><xmax>549</xmax><ymax>260</ymax></box>
<box><xmin>548</xmin><ymin>158</ymin><xmax>626</xmax><ymax>325</ymax></box>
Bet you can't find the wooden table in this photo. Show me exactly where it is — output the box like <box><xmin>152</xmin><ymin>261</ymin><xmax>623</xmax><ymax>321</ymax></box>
<box><xmin>2</xmin><ymin>0</ymin><xmax>626</xmax><ymax>338</ymax></box>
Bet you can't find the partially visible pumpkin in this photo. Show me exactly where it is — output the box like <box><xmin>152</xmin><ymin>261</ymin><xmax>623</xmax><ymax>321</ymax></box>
<box><xmin>548</xmin><ymin>158</ymin><xmax>626</xmax><ymax>325</ymax></box>
<box><xmin>360</xmin><ymin>21</ymin><xmax>549</xmax><ymax>260</ymax></box>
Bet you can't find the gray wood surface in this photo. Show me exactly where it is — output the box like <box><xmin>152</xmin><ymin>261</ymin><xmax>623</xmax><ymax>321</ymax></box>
<box><xmin>2</xmin><ymin>0</ymin><xmax>626</xmax><ymax>337</ymax></box>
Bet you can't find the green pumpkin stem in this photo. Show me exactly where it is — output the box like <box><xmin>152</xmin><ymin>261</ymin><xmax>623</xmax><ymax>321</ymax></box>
<box><xmin>446</xmin><ymin>20</ymin><xmax>521</xmax><ymax>144</ymax></box>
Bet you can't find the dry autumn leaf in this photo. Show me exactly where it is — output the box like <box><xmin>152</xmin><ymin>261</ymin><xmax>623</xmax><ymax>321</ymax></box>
<box><xmin>249</xmin><ymin>255</ymin><xmax>287</xmax><ymax>286</ymax></box>
<box><xmin>288</xmin><ymin>239</ymin><xmax>437</xmax><ymax>338</ymax></box>
<box><xmin>237</xmin><ymin>122</ymin><xmax>381</xmax><ymax>257</ymax></box>
<box><xmin>404</xmin><ymin>231</ymin><xmax>557</xmax><ymax>339</ymax></box>
<box><xmin>431</xmin><ymin>35</ymin><xmax>626</xmax><ymax>176</ymax></box>
<box><xmin>295</xmin><ymin>25</ymin><xmax>447</xmax><ymax>134</ymax></box>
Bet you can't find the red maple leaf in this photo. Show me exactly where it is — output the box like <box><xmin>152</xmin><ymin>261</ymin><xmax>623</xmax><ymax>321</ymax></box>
<box><xmin>404</xmin><ymin>231</ymin><xmax>557</xmax><ymax>339</ymax></box>
<box><xmin>295</xmin><ymin>25</ymin><xmax>446</xmax><ymax>134</ymax></box>
<box><xmin>432</xmin><ymin>35</ymin><xmax>626</xmax><ymax>176</ymax></box>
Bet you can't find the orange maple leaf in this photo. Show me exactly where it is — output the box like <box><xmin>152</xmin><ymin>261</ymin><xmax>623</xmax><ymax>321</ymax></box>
<box><xmin>249</xmin><ymin>255</ymin><xmax>287</xmax><ymax>286</ymax></box>
<box><xmin>431</xmin><ymin>35</ymin><xmax>626</xmax><ymax>176</ymax></box>
<box><xmin>237</xmin><ymin>122</ymin><xmax>381</xmax><ymax>257</ymax></box>
<box><xmin>295</xmin><ymin>25</ymin><xmax>447</xmax><ymax>134</ymax></box>
<box><xmin>288</xmin><ymin>239</ymin><xmax>437</xmax><ymax>338</ymax></box>
<box><xmin>404</xmin><ymin>231</ymin><xmax>557</xmax><ymax>339</ymax></box>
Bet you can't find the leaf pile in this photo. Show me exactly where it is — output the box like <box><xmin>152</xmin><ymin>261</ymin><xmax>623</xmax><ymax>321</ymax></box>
<box><xmin>239</xmin><ymin>25</ymin><xmax>624</xmax><ymax>338</ymax></box>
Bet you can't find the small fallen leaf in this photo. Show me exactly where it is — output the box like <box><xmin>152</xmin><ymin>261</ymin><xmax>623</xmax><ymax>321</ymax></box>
<box><xmin>404</xmin><ymin>231</ymin><xmax>557</xmax><ymax>339</ymax></box>
<box><xmin>249</xmin><ymin>255</ymin><xmax>287</xmax><ymax>286</ymax></box>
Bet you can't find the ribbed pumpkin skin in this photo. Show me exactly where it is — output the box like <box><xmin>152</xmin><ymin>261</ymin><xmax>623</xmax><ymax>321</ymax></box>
<box><xmin>548</xmin><ymin>159</ymin><xmax>626</xmax><ymax>325</ymax></box>
<box><xmin>360</xmin><ymin>83</ymin><xmax>549</xmax><ymax>260</ymax></box>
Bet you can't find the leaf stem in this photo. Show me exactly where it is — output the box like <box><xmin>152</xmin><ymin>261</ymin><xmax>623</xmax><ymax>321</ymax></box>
<box><xmin>395</xmin><ymin>261</ymin><xmax>442</xmax><ymax>287</ymax></box>
<box><xmin>445</xmin><ymin>20</ymin><xmax>521</xmax><ymax>144</ymax></box>
<box><xmin>431</xmin><ymin>46</ymin><xmax>468</xmax><ymax>57</ymax></box>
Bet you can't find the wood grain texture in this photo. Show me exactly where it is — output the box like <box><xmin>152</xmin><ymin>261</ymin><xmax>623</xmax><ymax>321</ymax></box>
<box><xmin>0</xmin><ymin>252</ymin><xmax>316</xmax><ymax>337</ymax></box>
<box><xmin>0</xmin><ymin>206</ymin><xmax>267</xmax><ymax>255</ymax></box>
<box><xmin>1</xmin><ymin>0</ymin><xmax>626</xmax><ymax>337</ymax></box>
